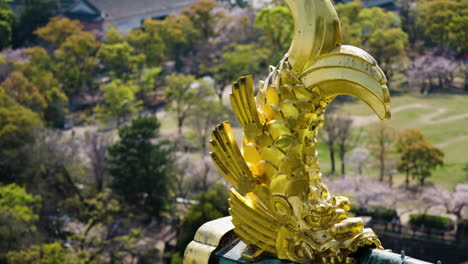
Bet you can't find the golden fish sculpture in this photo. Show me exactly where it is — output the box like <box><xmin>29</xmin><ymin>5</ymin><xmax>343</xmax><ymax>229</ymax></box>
<box><xmin>209</xmin><ymin>0</ymin><xmax>390</xmax><ymax>263</ymax></box>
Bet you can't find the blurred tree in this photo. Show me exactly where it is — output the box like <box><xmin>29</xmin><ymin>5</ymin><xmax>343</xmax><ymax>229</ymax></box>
<box><xmin>211</xmin><ymin>44</ymin><xmax>269</xmax><ymax>101</ymax></box>
<box><xmin>13</xmin><ymin>0</ymin><xmax>59</xmax><ymax>47</ymax></box>
<box><xmin>368</xmin><ymin>28</ymin><xmax>408</xmax><ymax>77</ymax></box>
<box><xmin>357</xmin><ymin>7</ymin><xmax>400</xmax><ymax>43</ymax></box>
<box><xmin>416</xmin><ymin>0</ymin><xmax>464</xmax><ymax>47</ymax></box>
<box><xmin>0</xmin><ymin>2</ymin><xmax>14</xmax><ymax>49</ymax></box>
<box><xmin>396</xmin><ymin>128</ymin><xmax>444</xmax><ymax>187</ymax></box>
<box><xmin>176</xmin><ymin>184</ymin><xmax>228</xmax><ymax>253</ymax></box>
<box><xmin>335</xmin><ymin>116</ymin><xmax>354</xmax><ymax>177</ymax></box>
<box><xmin>84</xmin><ymin>131</ymin><xmax>112</xmax><ymax>193</ymax></box>
<box><xmin>0</xmin><ymin>71</ymin><xmax>47</xmax><ymax>112</ymax></box>
<box><xmin>126</xmin><ymin>21</ymin><xmax>166</xmax><ymax>67</ymax></box>
<box><xmin>0</xmin><ymin>88</ymin><xmax>41</xmax><ymax>183</ymax></box>
<box><xmin>136</xmin><ymin>15</ymin><xmax>196</xmax><ymax>70</ymax></box>
<box><xmin>18</xmin><ymin>129</ymin><xmax>88</xmax><ymax>233</ymax></box>
<box><xmin>107</xmin><ymin>116</ymin><xmax>174</xmax><ymax>219</ymax></box>
<box><xmin>188</xmin><ymin>100</ymin><xmax>225</xmax><ymax>153</ymax></box>
<box><xmin>6</xmin><ymin>242</ymin><xmax>83</xmax><ymax>264</ymax></box>
<box><xmin>255</xmin><ymin>6</ymin><xmax>293</xmax><ymax>63</ymax></box>
<box><xmin>165</xmin><ymin>74</ymin><xmax>213</xmax><ymax>137</ymax></box>
<box><xmin>74</xmin><ymin>192</ymin><xmax>142</xmax><ymax>263</ymax></box>
<box><xmin>345</xmin><ymin>147</ymin><xmax>371</xmax><ymax>175</ymax></box>
<box><xmin>181</xmin><ymin>0</ymin><xmax>219</xmax><ymax>40</ymax></box>
<box><xmin>406</xmin><ymin>50</ymin><xmax>458</xmax><ymax>94</ymax></box>
<box><xmin>18</xmin><ymin>47</ymin><xmax>68</xmax><ymax>127</ymax></box>
<box><xmin>94</xmin><ymin>79</ymin><xmax>142</xmax><ymax>127</ymax></box>
<box><xmin>139</xmin><ymin>66</ymin><xmax>162</xmax><ymax>103</ymax></box>
<box><xmin>336</xmin><ymin>2</ymin><xmax>408</xmax><ymax>79</ymax></box>
<box><xmin>0</xmin><ymin>184</ymin><xmax>41</xmax><ymax>261</ymax></box>
<box><xmin>336</xmin><ymin>1</ymin><xmax>362</xmax><ymax>46</ymax></box>
<box><xmin>367</xmin><ymin>122</ymin><xmax>396</xmax><ymax>182</ymax></box>
<box><xmin>34</xmin><ymin>17</ymin><xmax>83</xmax><ymax>48</ymax></box>
<box><xmin>173</xmin><ymin>153</ymin><xmax>220</xmax><ymax>199</ymax></box>
<box><xmin>447</xmin><ymin>15</ymin><xmax>468</xmax><ymax>54</ymax></box>
<box><xmin>194</xmin><ymin>7</ymin><xmax>259</xmax><ymax>101</ymax></box>
<box><xmin>98</xmin><ymin>29</ymin><xmax>146</xmax><ymax>80</ymax></box>
<box><xmin>54</xmin><ymin>31</ymin><xmax>98</xmax><ymax>97</ymax></box>
<box><xmin>320</xmin><ymin>113</ymin><xmax>341</xmax><ymax>175</ymax></box>
<box><xmin>328</xmin><ymin>176</ymin><xmax>402</xmax><ymax>210</ymax></box>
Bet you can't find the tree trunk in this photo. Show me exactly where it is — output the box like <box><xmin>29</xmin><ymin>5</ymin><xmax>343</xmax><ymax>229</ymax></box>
<box><xmin>379</xmin><ymin>150</ymin><xmax>385</xmax><ymax>182</ymax></box>
<box><xmin>178</xmin><ymin>117</ymin><xmax>183</xmax><ymax>137</ymax></box>
<box><xmin>405</xmin><ymin>169</ymin><xmax>410</xmax><ymax>188</ymax></box>
<box><xmin>340</xmin><ymin>144</ymin><xmax>345</xmax><ymax>177</ymax></box>
<box><xmin>389</xmin><ymin>173</ymin><xmax>393</xmax><ymax>187</ymax></box>
<box><xmin>330</xmin><ymin>146</ymin><xmax>336</xmax><ymax>175</ymax></box>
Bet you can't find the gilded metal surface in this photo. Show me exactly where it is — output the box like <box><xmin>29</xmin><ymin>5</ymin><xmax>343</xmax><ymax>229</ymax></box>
<box><xmin>209</xmin><ymin>0</ymin><xmax>391</xmax><ymax>263</ymax></box>
<box><xmin>184</xmin><ymin>217</ymin><xmax>235</xmax><ymax>264</ymax></box>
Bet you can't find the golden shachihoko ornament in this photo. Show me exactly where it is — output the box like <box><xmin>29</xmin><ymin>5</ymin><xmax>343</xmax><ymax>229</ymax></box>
<box><xmin>209</xmin><ymin>0</ymin><xmax>391</xmax><ymax>263</ymax></box>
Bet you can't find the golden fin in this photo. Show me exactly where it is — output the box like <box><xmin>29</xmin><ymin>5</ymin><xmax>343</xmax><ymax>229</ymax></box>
<box><xmin>229</xmin><ymin>189</ymin><xmax>279</xmax><ymax>253</ymax></box>
<box><xmin>230</xmin><ymin>76</ymin><xmax>263</xmax><ymax>140</ymax></box>
<box><xmin>210</xmin><ymin>122</ymin><xmax>256</xmax><ymax>193</ymax></box>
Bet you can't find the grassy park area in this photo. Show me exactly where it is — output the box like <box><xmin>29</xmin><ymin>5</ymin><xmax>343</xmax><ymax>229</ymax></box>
<box><xmin>336</xmin><ymin>94</ymin><xmax>468</xmax><ymax>188</ymax></box>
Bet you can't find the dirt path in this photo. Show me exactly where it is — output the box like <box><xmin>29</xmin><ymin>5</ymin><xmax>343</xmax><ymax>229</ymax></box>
<box><xmin>436</xmin><ymin>135</ymin><xmax>468</xmax><ymax>148</ymax></box>
<box><xmin>350</xmin><ymin>102</ymin><xmax>468</xmax><ymax>127</ymax></box>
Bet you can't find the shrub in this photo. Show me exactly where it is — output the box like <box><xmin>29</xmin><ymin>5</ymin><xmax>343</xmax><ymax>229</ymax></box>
<box><xmin>409</xmin><ymin>214</ymin><xmax>453</xmax><ymax>231</ymax></box>
<box><xmin>369</xmin><ymin>206</ymin><xmax>398</xmax><ymax>222</ymax></box>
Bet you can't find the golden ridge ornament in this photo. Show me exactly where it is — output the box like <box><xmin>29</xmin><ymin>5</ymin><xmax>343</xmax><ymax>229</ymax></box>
<box><xmin>209</xmin><ymin>0</ymin><xmax>391</xmax><ymax>263</ymax></box>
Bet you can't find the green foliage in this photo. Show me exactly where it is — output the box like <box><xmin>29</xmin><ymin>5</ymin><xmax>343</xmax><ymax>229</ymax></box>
<box><xmin>409</xmin><ymin>213</ymin><xmax>453</xmax><ymax>231</ymax></box>
<box><xmin>447</xmin><ymin>15</ymin><xmax>468</xmax><ymax>54</ymax></box>
<box><xmin>189</xmin><ymin>100</ymin><xmax>226</xmax><ymax>153</ymax></box>
<box><xmin>54</xmin><ymin>31</ymin><xmax>98</xmax><ymax>96</ymax></box>
<box><xmin>1</xmin><ymin>46</ymin><xmax>68</xmax><ymax>127</ymax></box>
<box><xmin>171</xmin><ymin>252</ymin><xmax>183</xmax><ymax>264</ymax></box>
<box><xmin>98</xmin><ymin>29</ymin><xmax>146</xmax><ymax>79</ymax></box>
<box><xmin>0</xmin><ymin>86</ymin><xmax>41</xmax><ymax>143</ymax></box>
<box><xmin>180</xmin><ymin>0</ymin><xmax>219</xmax><ymax>40</ymax></box>
<box><xmin>139</xmin><ymin>66</ymin><xmax>162</xmax><ymax>102</ymax></box>
<box><xmin>107</xmin><ymin>116</ymin><xmax>174</xmax><ymax>218</ymax></box>
<box><xmin>0</xmin><ymin>184</ymin><xmax>41</xmax><ymax>259</ymax></box>
<box><xmin>335</xmin><ymin>2</ymin><xmax>408</xmax><ymax>75</ymax></box>
<box><xmin>34</xmin><ymin>17</ymin><xmax>83</xmax><ymax>48</ymax></box>
<box><xmin>140</xmin><ymin>67</ymin><xmax>162</xmax><ymax>94</ymax></box>
<box><xmin>126</xmin><ymin>21</ymin><xmax>167</xmax><ymax>67</ymax></box>
<box><xmin>0</xmin><ymin>71</ymin><xmax>47</xmax><ymax>112</ymax></box>
<box><xmin>13</xmin><ymin>0</ymin><xmax>59</xmax><ymax>47</ymax></box>
<box><xmin>176</xmin><ymin>184</ymin><xmax>229</xmax><ymax>253</ymax></box>
<box><xmin>139</xmin><ymin>15</ymin><xmax>195</xmax><ymax>69</ymax></box>
<box><xmin>0</xmin><ymin>6</ymin><xmax>14</xmax><ymax>49</ymax></box>
<box><xmin>0</xmin><ymin>88</ymin><xmax>41</xmax><ymax>182</ymax></box>
<box><xmin>368</xmin><ymin>206</ymin><xmax>398</xmax><ymax>222</ymax></box>
<box><xmin>397</xmin><ymin>129</ymin><xmax>444</xmax><ymax>187</ymax></box>
<box><xmin>416</xmin><ymin>0</ymin><xmax>467</xmax><ymax>49</ymax></box>
<box><xmin>94</xmin><ymin>79</ymin><xmax>142</xmax><ymax>127</ymax></box>
<box><xmin>6</xmin><ymin>242</ymin><xmax>83</xmax><ymax>264</ymax></box>
<box><xmin>19</xmin><ymin>47</ymin><xmax>68</xmax><ymax>127</ymax></box>
<box><xmin>367</xmin><ymin>27</ymin><xmax>408</xmax><ymax>76</ymax></box>
<box><xmin>215</xmin><ymin>44</ymin><xmax>270</xmax><ymax>86</ymax></box>
<box><xmin>255</xmin><ymin>6</ymin><xmax>293</xmax><ymax>62</ymax></box>
<box><xmin>165</xmin><ymin>73</ymin><xmax>213</xmax><ymax>136</ymax></box>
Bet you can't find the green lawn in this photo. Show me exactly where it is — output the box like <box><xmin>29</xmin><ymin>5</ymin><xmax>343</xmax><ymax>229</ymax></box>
<box><xmin>335</xmin><ymin>94</ymin><xmax>468</xmax><ymax>189</ymax></box>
